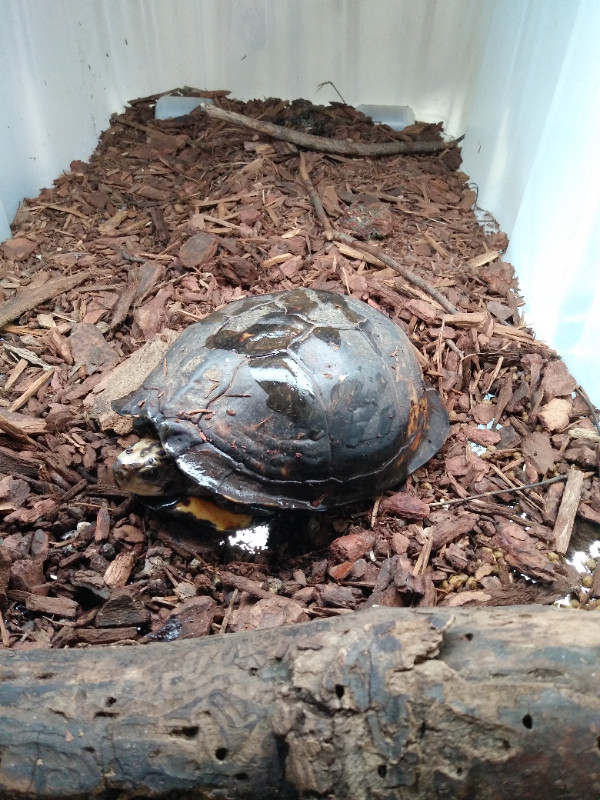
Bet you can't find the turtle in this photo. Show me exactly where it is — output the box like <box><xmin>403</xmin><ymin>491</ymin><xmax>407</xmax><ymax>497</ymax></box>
<box><xmin>112</xmin><ymin>288</ymin><xmax>449</xmax><ymax>531</ymax></box>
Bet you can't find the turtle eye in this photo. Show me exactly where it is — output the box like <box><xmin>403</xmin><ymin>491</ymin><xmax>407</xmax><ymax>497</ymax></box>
<box><xmin>144</xmin><ymin>467</ymin><xmax>160</xmax><ymax>480</ymax></box>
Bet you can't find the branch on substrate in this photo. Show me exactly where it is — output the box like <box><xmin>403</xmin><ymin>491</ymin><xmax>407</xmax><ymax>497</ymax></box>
<box><xmin>0</xmin><ymin>605</ymin><xmax>598</xmax><ymax>799</ymax></box>
<box><xmin>196</xmin><ymin>101</ymin><xmax>464</xmax><ymax>157</ymax></box>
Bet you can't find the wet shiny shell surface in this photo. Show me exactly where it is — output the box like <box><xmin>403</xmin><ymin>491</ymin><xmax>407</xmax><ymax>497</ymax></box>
<box><xmin>112</xmin><ymin>288</ymin><xmax>449</xmax><ymax>510</ymax></box>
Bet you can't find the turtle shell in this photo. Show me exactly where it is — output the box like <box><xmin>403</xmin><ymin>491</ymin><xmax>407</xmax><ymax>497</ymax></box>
<box><xmin>112</xmin><ymin>288</ymin><xmax>448</xmax><ymax>511</ymax></box>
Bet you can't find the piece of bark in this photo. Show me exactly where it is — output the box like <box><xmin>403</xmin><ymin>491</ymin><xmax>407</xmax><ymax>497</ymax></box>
<box><xmin>0</xmin><ymin>272</ymin><xmax>90</xmax><ymax>330</ymax></box>
<box><xmin>109</xmin><ymin>267</ymin><xmax>141</xmax><ymax>330</ymax></box>
<box><xmin>88</xmin><ymin>328</ymin><xmax>180</xmax><ymax>432</ymax></box>
<box><xmin>577</xmin><ymin>502</ymin><xmax>600</xmax><ymax>527</ymax></box>
<box><xmin>219</xmin><ymin>571</ymin><xmax>273</xmax><ymax>600</ymax></box>
<box><xmin>69</xmin><ymin>323</ymin><xmax>119</xmax><ymax>375</ymax></box>
<box><xmin>75</xmin><ymin>626</ymin><xmax>139</xmax><ymax>645</ymax></box>
<box><xmin>541</xmin><ymin>360</ymin><xmax>578</xmax><ymax>397</ymax></box>
<box><xmin>146</xmin><ymin>596</ymin><xmax>217</xmax><ymax>641</ymax></box>
<box><xmin>179</xmin><ymin>232</ymin><xmax>219</xmax><ymax>268</ymax></box>
<box><xmin>521</xmin><ymin>431</ymin><xmax>556</xmax><ymax>474</ymax></box>
<box><xmin>103</xmin><ymin>550</ymin><xmax>137</xmax><ymax>588</ymax></box>
<box><xmin>95</xmin><ymin>589</ymin><xmax>150</xmax><ymax>628</ymax></box>
<box><xmin>492</xmin><ymin>519</ymin><xmax>557</xmax><ymax>582</ymax></box>
<box><xmin>328</xmin><ymin>562</ymin><xmax>354</xmax><ymax>581</ymax></box>
<box><xmin>538</xmin><ymin>398</ymin><xmax>572</xmax><ymax>432</ymax></box>
<box><xmin>0</xmin><ymin>548</ymin><xmax>11</xmax><ymax>608</ymax></box>
<box><xmin>364</xmin><ymin>556</ymin><xmax>404</xmax><ymax>608</ymax></box>
<box><xmin>314</xmin><ymin>584</ymin><xmax>359</xmax><ymax>610</ymax></box>
<box><xmin>552</xmin><ymin>466</ymin><xmax>585</xmax><ymax>554</ymax></box>
<box><xmin>379</xmin><ymin>491</ymin><xmax>430</xmax><ymax>520</ymax></box>
<box><xmin>0</xmin><ymin>410</ymin><xmax>47</xmax><ymax>437</ymax></box>
<box><xmin>442</xmin><ymin>311</ymin><xmax>486</xmax><ymax>328</ymax></box>
<box><xmin>428</xmin><ymin>511</ymin><xmax>478</xmax><ymax>550</ymax></box>
<box><xmin>329</xmin><ymin>530</ymin><xmax>375</xmax><ymax>563</ymax></box>
<box><xmin>9</xmin><ymin>559</ymin><xmax>47</xmax><ymax>595</ymax></box>
<box><xmin>7</xmin><ymin>591</ymin><xmax>79</xmax><ymax>618</ymax></box>
<box><xmin>0</xmin><ymin>606</ymin><xmax>598</xmax><ymax>799</ymax></box>
<box><xmin>1</xmin><ymin>236</ymin><xmax>39</xmax><ymax>261</ymax></box>
<box><xmin>231</xmin><ymin>595</ymin><xmax>309</xmax><ymax>631</ymax></box>
<box><xmin>0</xmin><ymin>476</ymin><xmax>30</xmax><ymax>511</ymax></box>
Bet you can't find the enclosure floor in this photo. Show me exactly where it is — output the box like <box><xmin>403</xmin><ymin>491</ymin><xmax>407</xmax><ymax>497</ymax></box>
<box><xmin>0</xmin><ymin>92</ymin><xmax>598</xmax><ymax>649</ymax></box>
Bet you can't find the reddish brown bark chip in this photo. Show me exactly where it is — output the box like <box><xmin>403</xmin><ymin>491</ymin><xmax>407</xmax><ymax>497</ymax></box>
<box><xmin>95</xmin><ymin>589</ymin><xmax>150</xmax><ymax>628</ymax></box>
<box><xmin>380</xmin><ymin>492</ymin><xmax>431</xmax><ymax>520</ymax></box>
<box><xmin>492</xmin><ymin>520</ymin><xmax>557</xmax><ymax>583</ymax></box>
<box><xmin>1</xmin><ymin>236</ymin><xmax>38</xmax><ymax>261</ymax></box>
<box><xmin>521</xmin><ymin>431</ymin><xmax>557</xmax><ymax>474</ymax></box>
<box><xmin>329</xmin><ymin>530</ymin><xmax>376</xmax><ymax>563</ymax></box>
<box><xmin>541</xmin><ymin>360</ymin><xmax>578</xmax><ymax>397</ymax></box>
<box><xmin>147</xmin><ymin>596</ymin><xmax>217</xmax><ymax>641</ymax></box>
<box><xmin>179</xmin><ymin>232</ymin><xmax>219</xmax><ymax>268</ymax></box>
<box><xmin>231</xmin><ymin>596</ymin><xmax>309</xmax><ymax>632</ymax></box>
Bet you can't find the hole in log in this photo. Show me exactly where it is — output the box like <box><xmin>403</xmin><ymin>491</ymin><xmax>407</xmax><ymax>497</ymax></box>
<box><xmin>235</xmin><ymin>773</ymin><xmax>249</xmax><ymax>781</ymax></box>
<box><xmin>522</xmin><ymin>713</ymin><xmax>533</xmax><ymax>729</ymax></box>
<box><xmin>378</xmin><ymin>764</ymin><xmax>387</xmax><ymax>778</ymax></box>
<box><xmin>35</xmin><ymin>672</ymin><xmax>55</xmax><ymax>680</ymax></box>
<box><xmin>464</xmin><ymin>632</ymin><xmax>474</xmax><ymax>641</ymax></box>
<box><xmin>335</xmin><ymin>684</ymin><xmax>345</xmax><ymax>698</ymax></box>
<box><xmin>215</xmin><ymin>747</ymin><xmax>228</xmax><ymax>761</ymax></box>
<box><xmin>170</xmin><ymin>726</ymin><xmax>199</xmax><ymax>739</ymax></box>
<box><xmin>105</xmin><ymin>696</ymin><xmax>117</xmax><ymax>706</ymax></box>
<box><xmin>94</xmin><ymin>711</ymin><xmax>119</xmax><ymax>718</ymax></box>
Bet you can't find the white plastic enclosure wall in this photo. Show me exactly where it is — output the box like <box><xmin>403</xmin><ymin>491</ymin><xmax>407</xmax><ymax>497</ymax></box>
<box><xmin>1</xmin><ymin>0</ymin><xmax>598</xmax><ymax>405</ymax></box>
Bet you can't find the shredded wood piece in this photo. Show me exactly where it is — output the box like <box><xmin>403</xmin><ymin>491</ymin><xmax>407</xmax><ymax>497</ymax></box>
<box><xmin>195</xmin><ymin>101</ymin><xmax>464</xmax><ymax>157</ymax></box>
<box><xmin>553</xmin><ymin>467</ymin><xmax>585</xmax><ymax>554</ymax></box>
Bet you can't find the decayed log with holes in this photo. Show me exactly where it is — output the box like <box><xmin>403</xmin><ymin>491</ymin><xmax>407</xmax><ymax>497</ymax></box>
<box><xmin>0</xmin><ymin>606</ymin><xmax>598</xmax><ymax>800</ymax></box>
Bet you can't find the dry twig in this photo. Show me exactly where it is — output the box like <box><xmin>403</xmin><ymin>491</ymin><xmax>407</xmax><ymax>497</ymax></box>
<box><xmin>333</xmin><ymin>232</ymin><xmax>459</xmax><ymax>314</ymax></box>
<box><xmin>196</xmin><ymin>101</ymin><xmax>464</xmax><ymax>157</ymax></box>
<box><xmin>430</xmin><ymin>475</ymin><xmax>568</xmax><ymax>508</ymax></box>
<box><xmin>298</xmin><ymin>153</ymin><xmax>334</xmax><ymax>241</ymax></box>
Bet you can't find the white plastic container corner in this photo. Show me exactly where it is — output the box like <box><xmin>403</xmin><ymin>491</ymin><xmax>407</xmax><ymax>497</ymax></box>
<box><xmin>154</xmin><ymin>95</ymin><xmax>214</xmax><ymax>120</ymax></box>
<box><xmin>355</xmin><ymin>105</ymin><xmax>415</xmax><ymax>131</ymax></box>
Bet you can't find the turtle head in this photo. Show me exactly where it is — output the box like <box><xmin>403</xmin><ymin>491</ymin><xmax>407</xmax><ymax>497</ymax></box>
<box><xmin>113</xmin><ymin>438</ymin><xmax>181</xmax><ymax>496</ymax></box>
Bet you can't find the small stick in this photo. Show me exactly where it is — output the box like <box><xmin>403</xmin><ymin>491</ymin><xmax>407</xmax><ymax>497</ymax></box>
<box><xmin>9</xmin><ymin>369</ymin><xmax>53</xmax><ymax>413</ymax></box>
<box><xmin>487</xmin><ymin>462</ymin><xmax>545</xmax><ymax>513</ymax></box>
<box><xmin>412</xmin><ymin>531</ymin><xmax>432</xmax><ymax>576</ymax></box>
<box><xmin>298</xmin><ymin>153</ymin><xmax>334</xmax><ymax>240</ymax></box>
<box><xmin>333</xmin><ymin>232</ymin><xmax>459</xmax><ymax>314</ymax></box>
<box><xmin>370</xmin><ymin>496</ymin><xmax>382</xmax><ymax>529</ymax></box>
<box><xmin>196</xmin><ymin>102</ymin><xmax>464</xmax><ymax>157</ymax></box>
<box><xmin>219</xmin><ymin>588</ymin><xmax>239</xmax><ymax>635</ymax></box>
<box><xmin>430</xmin><ymin>475</ymin><xmax>568</xmax><ymax>508</ymax></box>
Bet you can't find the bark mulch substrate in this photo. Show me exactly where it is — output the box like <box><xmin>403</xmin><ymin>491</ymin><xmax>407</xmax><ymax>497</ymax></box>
<box><xmin>0</xmin><ymin>91</ymin><xmax>599</xmax><ymax>650</ymax></box>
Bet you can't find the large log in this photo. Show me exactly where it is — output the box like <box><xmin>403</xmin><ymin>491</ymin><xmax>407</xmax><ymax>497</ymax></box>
<box><xmin>0</xmin><ymin>605</ymin><xmax>598</xmax><ymax>799</ymax></box>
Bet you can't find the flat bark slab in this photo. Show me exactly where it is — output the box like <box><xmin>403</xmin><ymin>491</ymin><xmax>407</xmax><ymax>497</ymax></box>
<box><xmin>0</xmin><ymin>605</ymin><xmax>598</xmax><ymax>799</ymax></box>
